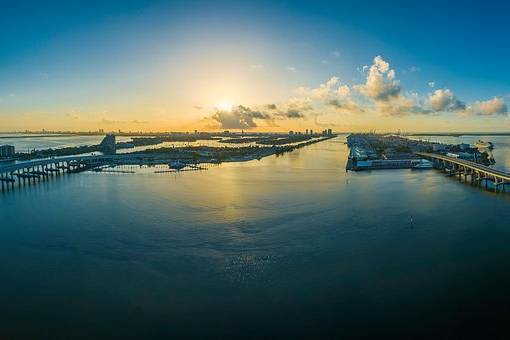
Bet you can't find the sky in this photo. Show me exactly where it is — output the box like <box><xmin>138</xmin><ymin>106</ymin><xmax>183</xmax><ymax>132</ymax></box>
<box><xmin>1</xmin><ymin>0</ymin><xmax>510</xmax><ymax>133</ymax></box>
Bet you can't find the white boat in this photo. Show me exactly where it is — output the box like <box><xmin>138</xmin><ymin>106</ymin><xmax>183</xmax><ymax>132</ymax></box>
<box><xmin>412</xmin><ymin>160</ymin><xmax>433</xmax><ymax>169</ymax></box>
<box><xmin>474</xmin><ymin>140</ymin><xmax>494</xmax><ymax>149</ymax></box>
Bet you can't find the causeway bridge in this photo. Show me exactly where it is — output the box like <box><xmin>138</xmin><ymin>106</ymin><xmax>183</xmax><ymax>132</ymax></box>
<box><xmin>417</xmin><ymin>152</ymin><xmax>509</xmax><ymax>192</ymax></box>
<box><xmin>0</xmin><ymin>152</ymin><xmax>192</xmax><ymax>192</ymax></box>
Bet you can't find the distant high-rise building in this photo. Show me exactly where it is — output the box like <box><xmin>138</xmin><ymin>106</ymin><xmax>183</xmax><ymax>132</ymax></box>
<box><xmin>0</xmin><ymin>144</ymin><xmax>15</xmax><ymax>158</ymax></box>
<box><xmin>289</xmin><ymin>131</ymin><xmax>294</xmax><ymax>135</ymax></box>
<box><xmin>305</xmin><ymin>129</ymin><xmax>309</xmax><ymax>135</ymax></box>
<box><xmin>327</xmin><ymin>128</ymin><xmax>332</xmax><ymax>136</ymax></box>
<box><xmin>310</xmin><ymin>129</ymin><xmax>313</xmax><ymax>135</ymax></box>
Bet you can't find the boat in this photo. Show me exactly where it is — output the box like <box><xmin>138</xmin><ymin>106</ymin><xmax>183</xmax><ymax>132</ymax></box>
<box><xmin>169</xmin><ymin>160</ymin><xmax>186</xmax><ymax>171</ymax></box>
<box><xmin>412</xmin><ymin>159</ymin><xmax>433</xmax><ymax>169</ymax></box>
<box><xmin>474</xmin><ymin>140</ymin><xmax>494</xmax><ymax>149</ymax></box>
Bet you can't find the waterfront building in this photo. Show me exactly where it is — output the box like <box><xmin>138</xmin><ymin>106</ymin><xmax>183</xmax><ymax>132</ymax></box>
<box><xmin>100</xmin><ymin>134</ymin><xmax>116</xmax><ymax>154</ymax></box>
<box><xmin>0</xmin><ymin>144</ymin><xmax>15</xmax><ymax>158</ymax></box>
<box><xmin>432</xmin><ymin>143</ymin><xmax>447</xmax><ymax>152</ymax></box>
<box><xmin>458</xmin><ymin>143</ymin><xmax>470</xmax><ymax>151</ymax></box>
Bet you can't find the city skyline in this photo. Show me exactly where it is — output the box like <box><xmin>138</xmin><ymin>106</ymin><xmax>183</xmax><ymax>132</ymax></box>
<box><xmin>2</xmin><ymin>1</ymin><xmax>510</xmax><ymax>132</ymax></box>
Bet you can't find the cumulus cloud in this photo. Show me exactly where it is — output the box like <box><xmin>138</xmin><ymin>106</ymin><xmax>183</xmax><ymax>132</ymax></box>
<box><xmin>274</xmin><ymin>98</ymin><xmax>311</xmax><ymax>119</ymax></box>
<box><xmin>284</xmin><ymin>110</ymin><xmax>305</xmax><ymax>119</ymax></box>
<box><xmin>429</xmin><ymin>89</ymin><xmax>466</xmax><ymax>112</ymax></box>
<box><xmin>210</xmin><ymin>102</ymin><xmax>306</xmax><ymax>130</ymax></box>
<box><xmin>328</xmin><ymin>99</ymin><xmax>365</xmax><ymax>113</ymax></box>
<box><xmin>285</xmin><ymin>97</ymin><xmax>313</xmax><ymax>112</ymax></box>
<box><xmin>463</xmin><ymin>97</ymin><xmax>508</xmax><ymax>116</ymax></box>
<box><xmin>296</xmin><ymin>76</ymin><xmax>347</xmax><ymax>100</ymax></box>
<box><xmin>286</xmin><ymin>66</ymin><xmax>297</xmax><ymax>72</ymax></box>
<box><xmin>205</xmin><ymin>55</ymin><xmax>508</xmax><ymax>129</ymax></box>
<box><xmin>211</xmin><ymin>105</ymin><xmax>271</xmax><ymax>129</ymax></box>
<box><xmin>337</xmin><ymin>85</ymin><xmax>351</xmax><ymax>97</ymax></box>
<box><xmin>373</xmin><ymin>95</ymin><xmax>432</xmax><ymax>117</ymax></box>
<box><xmin>355</xmin><ymin>56</ymin><xmax>401</xmax><ymax>101</ymax></box>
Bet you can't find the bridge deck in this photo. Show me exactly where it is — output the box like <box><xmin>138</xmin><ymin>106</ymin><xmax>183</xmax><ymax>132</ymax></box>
<box><xmin>417</xmin><ymin>152</ymin><xmax>510</xmax><ymax>181</ymax></box>
<box><xmin>0</xmin><ymin>153</ymin><xmax>177</xmax><ymax>173</ymax></box>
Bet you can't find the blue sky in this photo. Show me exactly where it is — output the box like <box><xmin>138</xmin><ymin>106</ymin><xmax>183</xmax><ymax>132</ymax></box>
<box><xmin>1</xmin><ymin>0</ymin><xmax>510</xmax><ymax>131</ymax></box>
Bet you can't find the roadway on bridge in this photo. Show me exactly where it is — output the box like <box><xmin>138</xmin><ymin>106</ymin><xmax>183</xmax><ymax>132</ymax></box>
<box><xmin>417</xmin><ymin>152</ymin><xmax>510</xmax><ymax>181</ymax></box>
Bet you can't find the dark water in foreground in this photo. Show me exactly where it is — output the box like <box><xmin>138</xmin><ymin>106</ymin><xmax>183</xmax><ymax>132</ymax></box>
<box><xmin>1</xmin><ymin>136</ymin><xmax>510</xmax><ymax>339</ymax></box>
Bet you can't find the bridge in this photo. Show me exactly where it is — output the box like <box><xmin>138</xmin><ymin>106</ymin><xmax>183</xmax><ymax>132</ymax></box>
<box><xmin>417</xmin><ymin>152</ymin><xmax>509</xmax><ymax>192</ymax></box>
<box><xmin>0</xmin><ymin>152</ymin><xmax>198</xmax><ymax>192</ymax></box>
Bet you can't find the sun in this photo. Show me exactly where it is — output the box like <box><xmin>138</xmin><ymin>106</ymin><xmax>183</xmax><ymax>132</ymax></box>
<box><xmin>215</xmin><ymin>100</ymin><xmax>234</xmax><ymax>112</ymax></box>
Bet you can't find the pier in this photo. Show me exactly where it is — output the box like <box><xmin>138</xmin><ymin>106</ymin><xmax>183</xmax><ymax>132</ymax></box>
<box><xmin>417</xmin><ymin>152</ymin><xmax>510</xmax><ymax>192</ymax></box>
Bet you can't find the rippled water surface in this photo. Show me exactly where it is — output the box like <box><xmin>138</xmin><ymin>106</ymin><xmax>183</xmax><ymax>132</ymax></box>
<box><xmin>1</xmin><ymin>136</ymin><xmax>510</xmax><ymax>338</ymax></box>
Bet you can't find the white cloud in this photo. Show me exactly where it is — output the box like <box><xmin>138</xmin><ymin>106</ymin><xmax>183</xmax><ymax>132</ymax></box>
<box><xmin>463</xmin><ymin>97</ymin><xmax>508</xmax><ymax>116</ymax></box>
<box><xmin>354</xmin><ymin>56</ymin><xmax>400</xmax><ymax>101</ymax></box>
<box><xmin>211</xmin><ymin>105</ymin><xmax>271</xmax><ymax>129</ymax></box>
<box><xmin>429</xmin><ymin>89</ymin><xmax>465</xmax><ymax>112</ymax></box>
<box><xmin>337</xmin><ymin>85</ymin><xmax>351</xmax><ymax>97</ymax></box>
<box><xmin>387</xmin><ymin>69</ymin><xmax>396</xmax><ymax>81</ymax></box>
<box><xmin>295</xmin><ymin>76</ymin><xmax>349</xmax><ymax>101</ymax></box>
<box><xmin>331</xmin><ymin>50</ymin><xmax>341</xmax><ymax>57</ymax></box>
<box><xmin>207</xmin><ymin>55</ymin><xmax>510</xmax><ymax>127</ymax></box>
<box><xmin>249</xmin><ymin>64</ymin><xmax>264</xmax><ymax>69</ymax></box>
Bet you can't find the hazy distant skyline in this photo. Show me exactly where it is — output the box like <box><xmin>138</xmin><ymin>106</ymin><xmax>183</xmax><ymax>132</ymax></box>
<box><xmin>1</xmin><ymin>0</ymin><xmax>510</xmax><ymax>132</ymax></box>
